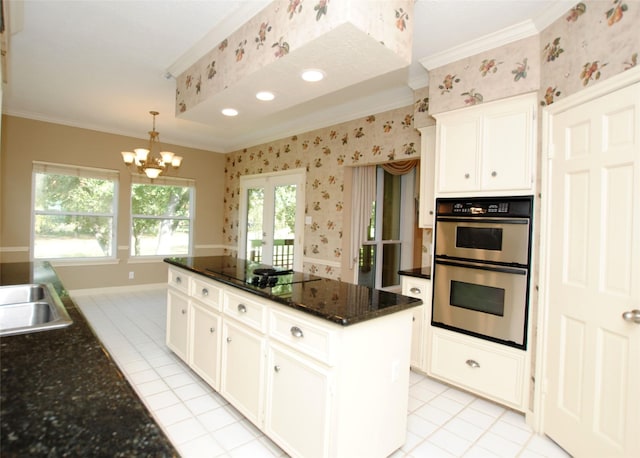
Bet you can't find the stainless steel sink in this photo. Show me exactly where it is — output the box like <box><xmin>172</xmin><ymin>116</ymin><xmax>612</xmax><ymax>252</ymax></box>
<box><xmin>0</xmin><ymin>284</ymin><xmax>73</xmax><ymax>336</ymax></box>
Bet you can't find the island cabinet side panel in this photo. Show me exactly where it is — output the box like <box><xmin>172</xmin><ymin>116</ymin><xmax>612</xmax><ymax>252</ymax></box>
<box><xmin>330</xmin><ymin>309</ymin><xmax>413</xmax><ymax>458</ymax></box>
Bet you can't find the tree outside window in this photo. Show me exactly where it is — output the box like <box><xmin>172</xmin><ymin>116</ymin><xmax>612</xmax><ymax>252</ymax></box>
<box><xmin>32</xmin><ymin>164</ymin><xmax>117</xmax><ymax>259</ymax></box>
<box><xmin>131</xmin><ymin>182</ymin><xmax>193</xmax><ymax>256</ymax></box>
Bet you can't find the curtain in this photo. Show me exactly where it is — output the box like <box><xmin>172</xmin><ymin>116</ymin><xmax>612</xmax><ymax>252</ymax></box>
<box><xmin>380</xmin><ymin>159</ymin><xmax>418</xmax><ymax>176</ymax></box>
<box><xmin>349</xmin><ymin>165</ymin><xmax>376</xmax><ymax>269</ymax></box>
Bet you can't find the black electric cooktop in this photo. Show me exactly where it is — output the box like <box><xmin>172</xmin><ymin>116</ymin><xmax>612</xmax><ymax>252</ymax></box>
<box><xmin>206</xmin><ymin>259</ymin><xmax>320</xmax><ymax>288</ymax></box>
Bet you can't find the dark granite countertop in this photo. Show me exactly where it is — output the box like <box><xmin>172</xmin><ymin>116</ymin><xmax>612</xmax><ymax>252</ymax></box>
<box><xmin>398</xmin><ymin>266</ymin><xmax>432</xmax><ymax>280</ymax></box>
<box><xmin>0</xmin><ymin>262</ymin><xmax>177</xmax><ymax>457</ymax></box>
<box><xmin>165</xmin><ymin>256</ymin><xmax>422</xmax><ymax>326</ymax></box>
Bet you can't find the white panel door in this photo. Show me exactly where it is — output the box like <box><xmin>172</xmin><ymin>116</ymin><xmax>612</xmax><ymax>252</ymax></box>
<box><xmin>544</xmin><ymin>82</ymin><xmax>640</xmax><ymax>457</ymax></box>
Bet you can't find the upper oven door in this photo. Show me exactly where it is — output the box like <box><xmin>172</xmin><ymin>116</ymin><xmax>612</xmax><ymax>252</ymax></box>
<box><xmin>435</xmin><ymin>217</ymin><xmax>530</xmax><ymax>265</ymax></box>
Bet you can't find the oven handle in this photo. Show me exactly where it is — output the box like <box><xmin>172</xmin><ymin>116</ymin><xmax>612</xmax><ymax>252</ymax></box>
<box><xmin>435</xmin><ymin>258</ymin><xmax>528</xmax><ymax>276</ymax></box>
<box><xmin>435</xmin><ymin>216</ymin><xmax>529</xmax><ymax>225</ymax></box>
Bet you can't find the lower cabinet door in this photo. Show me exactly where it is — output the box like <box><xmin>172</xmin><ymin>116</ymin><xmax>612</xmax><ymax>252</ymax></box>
<box><xmin>221</xmin><ymin>319</ymin><xmax>265</xmax><ymax>426</ymax></box>
<box><xmin>266</xmin><ymin>343</ymin><xmax>331</xmax><ymax>458</ymax></box>
<box><xmin>190</xmin><ymin>302</ymin><xmax>221</xmax><ymax>390</ymax></box>
<box><xmin>166</xmin><ymin>288</ymin><xmax>189</xmax><ymax>362</ymax></box>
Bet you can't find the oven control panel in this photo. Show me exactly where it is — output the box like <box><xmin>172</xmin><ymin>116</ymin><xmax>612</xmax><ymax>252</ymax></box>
<box><xmin>437</xmin><ymin>197</ymin><xmax>532</xmax><ymax>218</ymax></box>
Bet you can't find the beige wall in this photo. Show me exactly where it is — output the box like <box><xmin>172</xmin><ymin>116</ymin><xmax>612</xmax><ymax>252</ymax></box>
<box><xmin>0</xmin><ymin>115</ymin><xmax>226</xmax><ymax>289</ymax></box>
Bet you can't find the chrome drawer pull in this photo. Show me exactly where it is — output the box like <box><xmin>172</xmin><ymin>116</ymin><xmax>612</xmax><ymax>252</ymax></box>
<box><xmin>181</xmin><ymin>309</ymin><xmax>186</xmax><ymax>315</ymax></box>
<box><xmin>209</xmin><ymin>327</ymin><xmax>215</xmax><ymax>334</ymax></box>
<box><xmin>290</xmin><ymin>326</ymin><xmax>304</xmax><ymax>338</ymax></box>
<box><xmin>237</xmin><ymin>304</ymin><xmax>247</xmax><ymax>313</ymax></box>
<box><xmin>409</xmin><ymin>287</ymin><xmax>421</xmax><ymax>295</ymax></box>
<box><xmin>201</xmin><ymin>288</ymin><xmax>209</xmax><ymax>297</ymax></box>
<box><xmin>175</xmin><ymin>276</ymin><xmax>182</xmax><ymax>284</ymax></box>
<box><xmin>226</xmin><ymin>337</ymin><xmax>232</xmax><ymax>343</ymax></box>
<box><xmin>274</xmin><ymin>365</ymin><xmax>281</xmax><ymax>373</ymax></box>
<box><xmin>466</xmin><ymin>359</ymin><xmax>480</xmax><ymax>369</ymax></box>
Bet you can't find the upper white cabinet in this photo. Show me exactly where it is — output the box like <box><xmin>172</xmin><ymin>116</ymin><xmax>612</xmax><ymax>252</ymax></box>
<box><xmin>418</xmin><ymin>126</ymin><xmax>436</xmax><ymax>228</ymax></box>
<box><xmin>435</xmin><ymin>93</ymin><xmax>537</xmax><ymax>195</ymax></box>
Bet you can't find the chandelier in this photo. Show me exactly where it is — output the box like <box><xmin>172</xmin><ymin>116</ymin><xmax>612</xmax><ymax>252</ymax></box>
<box><xmin>121</xmin><ymin>111</ymin><xmax>182</xmax><ymax>179</ymax></box>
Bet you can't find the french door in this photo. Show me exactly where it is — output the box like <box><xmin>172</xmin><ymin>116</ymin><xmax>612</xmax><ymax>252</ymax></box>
<box><xmin>541</xmin><ymin>74</ymin><xmax>640</xmax><ymax>456</ymax></box>
<box><xmin>238</xmin><ymin>169</ymin><xmax>305</xmax><ymax>271</ymax></box>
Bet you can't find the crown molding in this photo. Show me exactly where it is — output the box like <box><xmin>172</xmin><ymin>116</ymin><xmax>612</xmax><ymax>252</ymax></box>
<box><xmin>419</xmin><ymin>0</ymin><xmax>574</xmax><ymax>72</ymax></box>
<box><xmin>419</xmin><ymin>19</ymin><xmax>538</xmax><ymax>71</ymax></box>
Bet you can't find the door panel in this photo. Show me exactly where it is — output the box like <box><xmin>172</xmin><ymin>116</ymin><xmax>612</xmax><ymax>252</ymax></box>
<box><xmin>544</xmin><ymin>82</ymin><xmax>640</xmax><ymax>457</ymax></box>
<box><xmin>239</xmin><ymin>170</ymin><xmax>305</xmax><ymax>271</ymax></box>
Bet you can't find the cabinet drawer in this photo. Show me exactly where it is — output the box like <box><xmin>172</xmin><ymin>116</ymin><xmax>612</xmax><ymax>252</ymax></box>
<box><xmin>168</xmin><ymin>267</ymin><xmax>190</xmax><ymax>294</ymax></box>
<box><xmin>429</xmin><ymin>329</ymin><xmax>525</xmax><ymax>410</ymax></box>
<box><xmin>223</xmin><ymin>289</ymin><xmax>266</xmax><ymax>332</ymax></box>
<box><xmin>191</xmin><ymin>277</ymin><xmax>222</xmax><ymax>311</ymax></box>
<box><xmin>401</xmin><ymin>278</ymin><xmax>431</xmax><ymax>302</ymax></box>
<box><xmin>269</xmin><ymin>308</ymin><xmax>336</xmax><ymax>366</ymax></box>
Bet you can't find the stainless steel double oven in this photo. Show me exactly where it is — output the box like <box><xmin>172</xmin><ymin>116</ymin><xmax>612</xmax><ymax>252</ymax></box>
<box><xmin>432</xmin><ymin>196</ymin><xmax>533</xmax><ymax>349</ymax></box>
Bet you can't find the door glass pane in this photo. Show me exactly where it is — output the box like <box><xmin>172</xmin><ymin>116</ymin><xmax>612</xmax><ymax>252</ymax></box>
<box><xmin>382</xmin><ymin>171</ymin><xmax>401</xmax><ymax>240</ymax></box>
<box><xmin>246</xmin><ymin>187</ymin><xmax>264</xmax><ymax>262</ymax></box>
<box><xmin>272</xmin><ymin>184</ymin><xmax>296</xmax><ymax>269</ymax></box>
<box><xmin>358</xmin><ymin>245</ymin><xmax>376</xmax><ymax>289</ymax></box>
<box><xmin>382</xmin><ymin>243</ymin><xmax>401</xmax><ymax>288</ymax></box>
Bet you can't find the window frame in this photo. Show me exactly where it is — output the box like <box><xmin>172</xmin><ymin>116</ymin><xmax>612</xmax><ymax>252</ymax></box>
<box><xmin>359</xmin><ymin>166</ymin><xmax>415</xmax><ymax>290</ymax></box>
<box><xmin>129</xmin><ymin>174</ymin><xmax>195</xmax><ymax>259</ymax></box>
<box><xmin>31</xmin><ymin>161</ymin><xmax>119</xmax><ymax>262</ymax></box>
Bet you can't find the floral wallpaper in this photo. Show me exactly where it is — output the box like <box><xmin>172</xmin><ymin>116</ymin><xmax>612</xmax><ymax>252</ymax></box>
<box><xmin>176</xmin><ymin>0</ymin><xmax>413</xmax><ymax>116</ymax></box>
<box><xmin>223</xmin><ymin>105</ymin><xmax>423</xmax><ymax>279</ymax></box>
<box><xmin>428</xmin><ymin>35</ymin><xmax>540</xmax><ymax>115</ymax></box>
<box><xmin>413</xmin><ymin>85</ymin><xmax>434</xmax><ymax>128</ymax></box>
<box><xmin>427</xmin><ymin>0</ymin><xmax>640</xmax><ymax>114</ymax></box>
<box><xmin>539</xmin><ymin>0</ymin><xmax>639</xmax><ymax>107</ymax></box>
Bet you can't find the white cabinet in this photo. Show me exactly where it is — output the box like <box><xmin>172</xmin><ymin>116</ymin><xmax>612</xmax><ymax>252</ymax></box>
<box><xmin>429</xmin><ymin>327</ymin><xmax>527</xmax><ymax>411</ymax></box>
<box><xmin>166</xmin><ymin>267</ymin><xmax>415</xmax><ymax>458</ymax></box>
<box><xmin>400</xmin><ymin>275</ymin><xmax>431</xmax><ymax>373</ymax></box>
<box><xmin>221</xmin><ymin>317</ymin><xmax>266</xmax><ymax>426</ymax></box>
<box><xmin>166</xmin><ymin>288</ymin><xmax>189</xmax><ymax>361</ymax></box>
<box><xmin>190</xmin><ymin>301</ymin><xmax>222</xmax><ymax>389</ymax></box>
<box><xmin>435</xmin><ymin>92</ymin><xmax>537</xmax><ymax>195</ymax></box>
<box><xmin>418</xmin><ymin>126</ymin><xmax>436</xmax><ymax>227</ymax></box>
<box><xmin>266</xmin><ymin>342</ymin><xmax>331</xmax><ymax>458</ymax></box>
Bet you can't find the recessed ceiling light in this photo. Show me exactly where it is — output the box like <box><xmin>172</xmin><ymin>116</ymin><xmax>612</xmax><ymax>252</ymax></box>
<box><xmin>301</xmin><ymin>69</ymin><xmax>325</xmax><ymax>82</ymax></box>
<box><xmin>221</xmin><ymin>108</ymin><xmax>238</xmax><ymax>117</ymax></box>
<box><xmin>256</xmin><ymin>91</ymin><xmax>275</xmax><ymax>101</ymax></box>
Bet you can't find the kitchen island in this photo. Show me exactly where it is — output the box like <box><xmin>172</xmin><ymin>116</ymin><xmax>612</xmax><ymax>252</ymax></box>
<box><xmin>164</xmin><ymin>256</ymin><xmax>422</xmax><ymax>458</ymax></box>
<box><xmin>0</xmin><ymin>262</ymin><xmax>176</xmax><ymax>457</ymax></box>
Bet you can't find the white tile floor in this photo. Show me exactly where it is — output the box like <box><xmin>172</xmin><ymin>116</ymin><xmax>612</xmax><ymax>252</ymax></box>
<box><xmin>73</xmin><ymin>288</ymin><xmax>570</xmax><ymax>458</ymax></box>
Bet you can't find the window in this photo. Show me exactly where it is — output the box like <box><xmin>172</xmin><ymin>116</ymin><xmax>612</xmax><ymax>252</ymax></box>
<box><xmin>130</xmin><ymin>176</ymin><xmax>194</xmax><ymax>257</ymax></box>
<box><xmin>358</xmin><ymin>166</ymin><xmax>415</xmax><ymax>290</ymax></box>
<box><xmin>32</xmin><ymin>162</ymin><xmax>118</xmax><ymax>259</ymax></box>
<box><xmin>238</xmin><ymin>169</ymin><xmax>305</xmax><ymax>271</ymax></box>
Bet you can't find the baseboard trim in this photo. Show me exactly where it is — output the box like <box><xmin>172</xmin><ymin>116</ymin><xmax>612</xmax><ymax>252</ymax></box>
<box><xmin>69</xmin><ymin>283</ymin><xmax>167</xmax><ymax>297</ymax></box>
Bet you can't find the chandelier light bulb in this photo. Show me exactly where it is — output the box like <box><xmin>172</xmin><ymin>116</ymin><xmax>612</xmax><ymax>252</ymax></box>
<box><xmin>120</xmin><ymin>111</ymin><xmax>183</xmax><ymax>179</ymax></box>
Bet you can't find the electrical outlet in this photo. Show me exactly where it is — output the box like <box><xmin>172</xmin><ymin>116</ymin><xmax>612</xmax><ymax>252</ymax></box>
<box><xmin>128</xmin><ymin>271</ymin><xmax>134</xmax><ymax>280</ymax></box>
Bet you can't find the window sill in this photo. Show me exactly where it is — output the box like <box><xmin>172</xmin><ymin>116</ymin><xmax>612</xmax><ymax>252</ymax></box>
<box><xmin>48</xmin><ymin>258</ymin><xmax>120</xmax><ymax>267</ymax></box>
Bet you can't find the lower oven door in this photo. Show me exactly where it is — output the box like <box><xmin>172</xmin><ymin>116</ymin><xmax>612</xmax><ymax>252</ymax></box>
<box><xmin>432</xmin><ymin>258</ymin><xmax>529</xmax><ymax>348</ymax></box>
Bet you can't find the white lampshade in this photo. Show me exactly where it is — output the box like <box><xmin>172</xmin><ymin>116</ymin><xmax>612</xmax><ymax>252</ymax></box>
<box><xmin>144</xmin><ymin>167</ymin><xmax>162</xmax><ymax>179</ymax></box>
<box><xmin>160</xmin><ymin>151</ymin><xmax>175</xmax><ymax>164</ymax></box>
<box><xmin>121</xmin><ymin>151</ymin><xmax>136</xmax><ymax>165</ymax></box>
<box><xmin>171</xmin><ymin>156</ymin><xmax>183</xmax><ymax>167</ymax></box>
<box><xmin>134</xmin><ymin>148</ymin><xmax>150</xmax><ymax>162</ymax></box>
